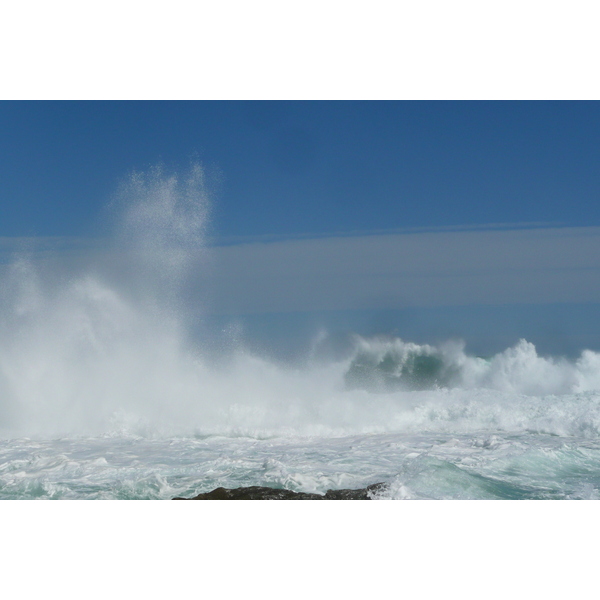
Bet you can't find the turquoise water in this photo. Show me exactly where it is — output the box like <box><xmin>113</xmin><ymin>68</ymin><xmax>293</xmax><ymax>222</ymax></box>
<box><xmin>2</xmin><ymin>426</ymin><xmax>600</xmax><ymax>499</ymax></box>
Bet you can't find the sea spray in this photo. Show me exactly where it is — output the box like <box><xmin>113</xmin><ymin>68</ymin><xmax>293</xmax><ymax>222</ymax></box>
<box><xmin>110</xmin><ymin>163</ymin><xmax>210</xmax><ymax>309</ymax></box>
<box><xmin>0</xmin><ymin>164</ymin><xmax>212</xmax><ymax>437</ymax></box>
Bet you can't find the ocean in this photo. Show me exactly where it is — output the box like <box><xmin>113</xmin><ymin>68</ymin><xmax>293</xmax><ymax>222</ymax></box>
<box><xmin>2</xmin><ymin>165</ymin><xmax>600</xmax><ymax>500</ymax></box>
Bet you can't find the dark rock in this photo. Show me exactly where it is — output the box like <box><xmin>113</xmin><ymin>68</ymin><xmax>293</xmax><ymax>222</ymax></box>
<box><xmin>324</xmin><ymin>482</ymin><xmax>388</xmax><ymax>499</ymax></box>
<box><xmin>173</xmin><ymin>482</ymin><xmax>387</xmax><ymax>500</ymax></box>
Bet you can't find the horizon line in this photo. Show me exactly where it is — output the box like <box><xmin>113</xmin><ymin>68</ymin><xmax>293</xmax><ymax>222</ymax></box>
<box><xmin>1</xmin><ymin>220</ymin><xmax>569</xmax><ymax>250</ymax></box>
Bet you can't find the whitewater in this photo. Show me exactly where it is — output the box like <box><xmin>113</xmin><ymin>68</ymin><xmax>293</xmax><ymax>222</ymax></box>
<box><xmin>3</xmin><ymin>165</ymin><xmax>600</xmax><ymax>499</ymax></box>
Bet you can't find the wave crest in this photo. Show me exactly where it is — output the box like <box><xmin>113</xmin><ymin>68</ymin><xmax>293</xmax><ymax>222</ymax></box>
<box><xmin>343</xmin><ymin>336</ymin><xmax>600</xmax><ymax>396</ymax></box>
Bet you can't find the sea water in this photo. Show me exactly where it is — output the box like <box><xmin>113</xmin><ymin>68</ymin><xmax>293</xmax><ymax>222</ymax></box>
<box><xmin>3</xmin><ymin>165</ymin><xmax>600</xmax><ymax>499</ymax></box>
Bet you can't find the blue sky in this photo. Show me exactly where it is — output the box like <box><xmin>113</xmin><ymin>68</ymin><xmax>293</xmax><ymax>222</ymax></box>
<box><xmin>2</xmin><ymin>101</ymin><xmax>600</xmax><ymax>238</ymax></box>
<box><xmin>2</xmin><ymin>101</ymin><xmax>600</xmax><ymax>357</ymax></box>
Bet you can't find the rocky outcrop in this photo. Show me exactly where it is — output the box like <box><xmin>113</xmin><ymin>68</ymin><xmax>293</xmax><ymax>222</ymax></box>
<box><xmin>323</xmin><ymin>483</ymin><xmax>387</xmax><ymax>499</ymax></box>
<box><xmin>173</xmin><ymin>482</ymin><xmax>387</xmax><ymax>500</ymax></box>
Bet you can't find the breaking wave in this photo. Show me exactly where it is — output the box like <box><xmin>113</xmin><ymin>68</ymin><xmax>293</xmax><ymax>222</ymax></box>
<box><xmin>345</xmin><ymin>335</ymin><xmax>600</xmax><ymax>395</ymax></box>
<box><xmin>2</xmin><ymin>164</ymin><xmax>600</xmax><ymax>441</ymax></box>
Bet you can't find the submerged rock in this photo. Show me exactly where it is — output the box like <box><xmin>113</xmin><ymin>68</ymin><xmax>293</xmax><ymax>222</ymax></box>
<box><xmin>173</xmin><ymin>482</ymin><xmax>387</xmax><ymax>500</ymax></box>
